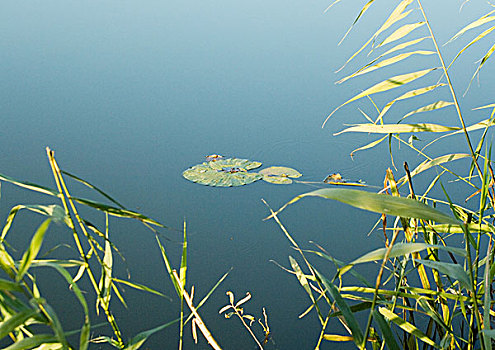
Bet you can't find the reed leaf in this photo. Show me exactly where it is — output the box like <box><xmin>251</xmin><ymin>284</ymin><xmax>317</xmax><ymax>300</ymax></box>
<box><xmin>0</xmin><ymin>173</ymin><xmax>59</xmax><ymax>197</ymax></box>
<box><xmin>376</xmin><ymin>84</ymin><xmax>445</xmax><ymax>123</ymax></box>
<box><xmin>449</xmin><ymin>25</ymin><xmax>495</xmax><ymax>68</ymax></box>
<box><xmin>324</xmin><ymin>68</ymin><xmax>437</xmax><ymax>127</ymax></box>
<box><xmin>378</xmin><ymin>307</ymin><xmax>439</xmax><ymax>348</ymax></box>
<box><xmin>0</xmin><ymin>309</ymin><xmax>39</xmax><ymax>340</ymax></box>
<box><xmin>373</xmin><ymin>309</ymin><xmax>400</xmax><ymax>350</ymax></box>
<box><xmin>401</xmin><ymin>100</ymin><xmax>454</xmax><ymax>120</ymax></box>
<box><xmin>446</xmin><ymin>11</ymin><xmax>495</xmax><ymax>44</ymax></box>
<box><xmin>376</xmin><ymin>22</ymin><xmax>426</xmax><ymax>49</ymax></box>
<box><xmin>3</xmin><ymin>334</ymin><xmax>60</xmax><ymax>350</ymax></box>
<box><xmin>315</xmin><ymin>269</ymin><xmax>364</xmax><ymax>347</ymax></box>
<box><xmin>113</xmin><ymin>278</ymin><xmax>169</xmax><ymax>299</ymax></box>
<box><xmin>123</xmin><ymin>321</ymin><xmax>179</xmax><ymax>350</ymax></box>
<box><xmin>417</xmin><ymin>259</ymin><xmax>472</xmax><ymax>291</ymax></box>
<box><xmin>337</xmin><ymin>51</ymin><xmax>435</xmax><ymax>84</ymax></box>
<box><xmin>348</xmin><ymin>243</ymin><xmax>466</xmax><ymax>266</ymax></box>
<box><xmin>335</xmin><ymin>123</ymin><xmax>459</xmax><ymax>135</ymax></box>
<box><xmin>337</xmin><ymin>0</ymin><xmax>375</xmax><ymax>45</ymax></box>
<box><xmin>351</xmin><ymin>136</ymin><xmax>389</xmax><ymax>157</ymax></box>
<box><xmin>380</xmin><ymin>37</ymin><xmax>430</xmax><ymax>57</ymax></box>
<box><xmin>16</xmin><ymin>219</ymin><xmax>51</xmax><ymax>282</ymax></box>
<box><xmin>466</xmin><ymin>41</ymin><xmax>495</xmax><ymax>92</ymax></box>
<box><xmin>265</xmin><ymin>188</ymin><xmax>459</xmax><ymax>225</ymax></box>
<box><xmin>398</xmin><ymin>153</ymin><xmax>470</xmax><ymax>183</ymax></box>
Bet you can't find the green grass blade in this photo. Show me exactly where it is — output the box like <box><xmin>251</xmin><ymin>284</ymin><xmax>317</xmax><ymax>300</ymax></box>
<box><xmin>337</xmin><ymin>0</ymin><xmax>375</xmax><ymax>45</ymax></box>
<box><xmin>349</xmin><ymin>243</ymin><xmax>466</xmax><ymax>266</ymax></box>
<box><xmin>380</xmin><ymin>37</ymin><xmax>430</xmax><ymax>57</ymax></box>
<box><xmin>0</xmin><ymin>309</ymin><xmax>39</xmax><ymax>340</ymax></box>
<box><xmin>112</xmin><ymin>278</ymin><xmax>170</xmax><ymax>299</ymax></box>
<box><xmin>417</xmin><ymin>259</ymin><xmax>472</xmax><ymax>291</ymax></box>
<box><xmin>378</xmin><ymin>307</ymin><xmax>439</xmax><ymax>348</ymax></box>
<box><xmin>71</xmin><ymin>197</ymin><xmax>165</xmax><ymax>227</ymax></box>
<box><xmin>180</xmin><ymin>221</ymin><xmax>187</xmax><ymax>293</ymax></box>
<box><xmin>123</xmin><ymin>320</ymin><xmax>184</xmax><ymax>350</ymax></box>
<box><xmin>398</xmin><ymin>153</ymin><xmax>470</xmax><ymax>183</ymax></box>
<box><xmin>3</xmin><ymin>334</ymin><xmax>60</xmax><ymax>350</ymax></box>
<box><xmin>351</xmin><ymin>135</ymin><xmax>389</xmax><ymax>157</ymax></box>
<box><xmin>315</xmin><ymin>269</ymin><xmax>364</xmax><ymax>347</ymax></box>
<box><xmin>324</xmin><ymin>68</ymin><xmax>437</xmax><ymax>127</ymax></box>
<box><xmin>0</xmin><ymin>173</ymin><xmax>59</xmax><ymax>197</ymax></box>
<box><xmin>61</xmin><ymin>170</ymin><xmax>126</xmax><ymax>208</ymax></box>
<box><xmin>155</xmin><ymin>235</ymin><xmax>180</xmax><ymax>295</ymax></box>
<box><xmin>449</xmin><ymin>25</ymin><xmax>495</xmax><ymax>68</ymax></box>
<box><xmin>373</xmin><ymin>309</ymin><xmax>400</xmax><ymax>350</ymax></box>
<box><xmin>16</xmin><ymin>218</ymin><xmax>51</xmax><ymax>282</ymax></box>
<box><xmin>334</xmin><ymin>123</ymin><xmax>459</xmax><ymax>135</ymax></box>
<box><xmin>265</xmin><ymin>188</ymin><xmax>459</xmax><ymax>225</ymax></box>
<box><xmin>466</xmin><ymin>41</ymin><xmax>495</xmax><ymax>93</ymax></box>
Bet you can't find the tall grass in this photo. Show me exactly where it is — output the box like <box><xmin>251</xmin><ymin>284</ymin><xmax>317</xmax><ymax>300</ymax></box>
<box><xmin>264</xmin><ymin>1</ymin><xmax>495</xmax><ymax>349</ymax></box>
<box><xmin>0</xmin><ymin>148</ymin><xmax>227</xmax><ymax>349</ymax></box>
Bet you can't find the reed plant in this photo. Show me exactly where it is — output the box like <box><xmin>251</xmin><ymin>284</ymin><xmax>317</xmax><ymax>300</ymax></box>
<box><xmin>264</xmin><ymin>1</ymin><xmax>495</xmax><ymax>349</ymax></box>
<box><xmin>0</xmin><ymin>148</ymin><xmax>227</xmax><ymax>349</ymax></box>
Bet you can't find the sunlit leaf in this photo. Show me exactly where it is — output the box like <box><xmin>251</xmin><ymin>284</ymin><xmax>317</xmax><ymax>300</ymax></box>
<box><xmin>3</xmin><ymin>335</ymin><xmax>60</xmax><ymax>350</ymax></box>
<box><xmin>378</xmin><ymin>307</ymin><xmax>439</xmax><ymax>348</ymax></box>
<box><xmin>446</xmin><ymin>11</ymin><xmax>495</xmax><ymax>44</ymax></box>
<box><xmin>335</xmin><ymin>123</ymin><xmax>459</xmax><ymax>135</ymax></box>
<box><xmin>417</xmin><ymin>259</ymin><xmax>472</xmax><ymax>291</ymax></box>
<box><xmin>376</xmin><ymin>22</ymin><xmax>426</xmax><ymax>48</ymax></box>
<box><xmin>17</xmin><ymin>219</ymin><xmax>52</xmax><ymax>282</ymax></box>
<box><xmin>0</xmin><ymin>173</ymin><xmax>59</xmax><ymax>197</ymax></box>
<box><xmin>265</xmin><ymin>188</ymin><xmax>459</xmax><ymax>225</ymax></box>
<box><xmin>401</xmin><ymin>101</ymin><xmax>454</xmax><ymax>120</ymax></box>
<box><xmin>351</xmin><ymin>136</ymin><xmax>389</xmax><ymax>157</ymax></box>
<box><xmin>338</xmin><ymin>51</ymin><xmax>435</xmax><ymax>84</ymax></box>
<box><xmin>324</xmin><ymin>68</ymin><xmax>438</xmax><ymax>127</ymax></box>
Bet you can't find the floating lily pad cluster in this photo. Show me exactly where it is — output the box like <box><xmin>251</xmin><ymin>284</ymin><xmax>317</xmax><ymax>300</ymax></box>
<box><xmin>182</xmin><ymin>156</ymin><xmax>302</xmax><ymax>187</ymax></box>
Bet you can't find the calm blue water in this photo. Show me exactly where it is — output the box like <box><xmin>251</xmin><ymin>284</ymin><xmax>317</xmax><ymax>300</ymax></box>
<box><xmin>1</xmin><ymin>1</ymin><xmax>494</xmax><ymax>349</ymax></box>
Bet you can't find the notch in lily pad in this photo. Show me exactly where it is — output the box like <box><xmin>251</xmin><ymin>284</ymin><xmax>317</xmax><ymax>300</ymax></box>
<box><xmin>182</xmin><ymin>158</ymin><xmax>263</xmax><ymax>187</ymax></box>
<box><xmin>259</xmin><ymin>166</ymin><xmax>302</xmax><ymax>185</ymax></box>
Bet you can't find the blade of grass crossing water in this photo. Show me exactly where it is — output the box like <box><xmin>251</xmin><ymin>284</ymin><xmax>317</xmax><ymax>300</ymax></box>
<box><xmin>179</xmin><ymin>221</ymin><xmax>187</xmax><ymax>350</ymax></box>
<box><xmin>3</xmin><ymin>334</ymin><xmax>60</xmax><ymax>350</ymax></box>
<box><xmin>373</xmin><ymin>309</ymin><xmax>400</xmax><ymax>350</ymax></box>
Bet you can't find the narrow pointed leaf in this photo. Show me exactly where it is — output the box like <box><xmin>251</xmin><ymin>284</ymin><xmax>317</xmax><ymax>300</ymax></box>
<box><xmin>337</xmin><ymin>0</ymin><xmax>375</xmax><ymax>45</ymax></box>
<box><xmin>401</xmin><ymin>101</ymin><xmax>454</xmax><ymax>120</ymax></box>
<box><xmin>315</xmin><ymin>269</ymin><xmax>364</xmax><ymax>347</ymax></box>
<box><xmin>351</xmin><ymin>135</ymin><xmax>389</xmax><ymax>157</ymax></box>
<box><xmin>3</xmin><ymin>335</ymin><xmax>60</xmax><ymax>350</ymax></box>
<box><xmin>373</xmin><ymin>309</ymin><xmax>401</xmax><ymax>350</ymax></box>
<box><xmin>380</xmin><ymin>37</ymin><xmax>430</xmax><ymax>57</ymax></box>
<box><xmin>0</xmin><ymin>309</ymin><xmax>39</xmax><ymax>340</ymax></box>
<box><xmin>399</xmin><ymin>153</ymin><xmax>470</xmax><ymax>183</ymax></box>
<box><xmin>324</xmin><ymin>68</ymin><xmax>437</xmax><ymax>127</ymax></box>
<box><xmin>265</xmin><ymin>188</ymin><xmax>459</xmax><ymax>225</ymax></box>
<box><xmin>338</xmin><ymin>51</ymin><xmax>435</xmax><ymax>84</ymax></box>
<box><xmin>379</xmin><ymin>307</ymin><xmax>439</xmax><ymax>348</ymax></box>
<box><xmin>377</xmin><ymin>22</ymin><xmax>425</xmax><ymax>48</ymax></box>
<box><xmin>17</xmin><ymin>219</ymin><xmax>51</xmax><ymax>282</ymax></box>
<box><xmin>417</xmin><ymin>259</ymin><xmax>472</xmax><ymax>291</ymax></box>
<box><xmin>335</xmin><ymin>123</ymin><xmax>458</xmax><ymax>135</ymax></box>
<box><xmin>123</xmin><ymin>321</ymin><xmax>179</xmax><ymax>350</ymax></box>
<box><xmin>0</xmin><ymin>173</ymin><xmax>59</xmax><ymax>197</ymax></box>
<box><xmin>447</xmin><ymin>12</ymin><xmax>495</xmax><ymax>44</ymax></box>
<box><xmin>449</xmin><ymin>25</ymin><xmax>495</xmax><ymax>67</ymax></box>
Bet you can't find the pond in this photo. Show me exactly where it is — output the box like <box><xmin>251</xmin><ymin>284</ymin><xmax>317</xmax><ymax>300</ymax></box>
<box><xmin>1</xmin><ymin>1</ymin><xmax>494</xmax><ymax>349</ymax></box>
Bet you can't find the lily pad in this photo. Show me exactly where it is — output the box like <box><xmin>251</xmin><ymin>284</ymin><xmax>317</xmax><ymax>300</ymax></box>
<box><xmin>209</xmin><ymin>158</ymin><xmax>262</xmax><ymax>171</ymax></box>
<box><xmin>182</xmin><ymin>159</ymin><xmax>263</xmax><ymax>187</ymax></box>
<box><xmin>259</xmin><ymin>166</ymin><xmax>302</xmax><ymax>185</ymax></box>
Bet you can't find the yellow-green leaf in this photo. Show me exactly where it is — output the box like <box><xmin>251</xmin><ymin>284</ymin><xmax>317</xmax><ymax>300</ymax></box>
<box><xmin>377</xmin><ymin>22</ymin><xmax>425</xmax><ymax>48</ymax></box>
<box><xmin>335</xmin><ymin>123</ymin><xmax>459</xmax><ymax>135</ymax></box>
<box><xmin>401</xmin><ymin>101</ymin><xmax>454</xmax><ymax>120</ymax></box>
<box><xmin>324</xmin><ymin>68</ymin><xmax>437</xmax><ymax>127</ymax></box>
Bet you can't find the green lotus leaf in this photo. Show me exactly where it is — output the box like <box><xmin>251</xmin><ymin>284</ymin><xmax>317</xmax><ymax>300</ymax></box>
<box><xmin>262</xmin><ymin>176</ymin><xmax>293</xmax><ymax>184</ymax></box>
<box><xmin>259</xmin><ymin>166</ymin><xmax>302</xmax><ymax>178</ymax></box>
<box><xmin>208</xmin><ymin>158</ymin><xmax>262</xmax><ymax>171</ymax></box>
<box><xmin>182</xmin><ymin>162</ymin><xmax>262</xmax><ymax>187</ymax></box>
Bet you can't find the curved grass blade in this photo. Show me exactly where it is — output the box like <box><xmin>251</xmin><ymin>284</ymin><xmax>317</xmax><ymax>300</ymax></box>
<box><xmin>71</xmin><ymin>197</ymin><xmax>165</xmax><ymax>227</ymax></box>
<box><xmin>324</xmin><ymin>68</ymin><xmax>438</xmax><ymax>127</ymax></box>
<box><xmin>61</xmin><ymin>170</ymin><xmax>126</xmax><ymax>209</ymax></box>
<box><xmin>417</xmin><ymin>259</ymin><xmax>472</xmax><ymax>291</ymax></box>
<box><xmin>336</xmin><ymin>0</ymin><xmax>414</xmax><ymax>72</ymax></box>
<box><xmin>465</xmin><ymin>41</ymin><xmax>495</xmax><ymax>93</ymax></box>
<box><xmin>378</xmin><ymin>307</ymin><xmax>439</xmax><ymax>348</ymax></box>
<box><xmin>337</xmin><ymin>51</ymin><xmax>435</xmax><ymax>84</ymax></box>
<box><xmin>265</xmin><ymin>188</ymin><xmax>459</xmax><ymax>225</ymax></box>
<box><xmin>0</xmin><ymin>309</ymin><xmax>39</xmax><ymax>340</ymax></box>
<box><xmin>315</xmin><ymin>269</ymin><xmax>364</xmax><ymax>347</ymax></box>
<box><xmin>373</xmin><ymin>309</ymin><xmax>400</xmax><ymax>350</ymax></box>
<box><xmin>351</xmin><ymin>135</ymin><xmax>389</xmax><ymax>157</ymax></box>
<box><xmin>400</xmin><ymin>101</ymin><xmax>454</xmax><ymax>121</ymax></box>
<box><xmin>448</xmin><ymin>25</ymin><xmax>495</xmax><ymax>69</ymax></box>
<box><xmin>380</xmin><ymin>37</ymin><xmax>430</xmax><ymax>58</ymax></box>
<box><xmin>375</xmin><ymin>84</ymin><xmax>445</xmax><ymax>123</ymax></box>
<box><xmin>123</xmin><ymin>320</ymin><xmax>180</xmax><ymax>350</ymax></box>
<box><xmin>398</xmin><ymin>153</ymin><xmax>470</xmax><ymax>183</ymax></box>
<box><xmin>337</xmin><ymin>0</ymin><xmax>375</xmax><ymax>45</ymax></box>
<box><xmin>112</xmin><ymin>278</ymin><xmax>170</xmax><ymax>299</ymax></box>
<box><xmin>16</xmin><ymin>219</ymin><xmax>51</xmax><ymax>282</ymax></box>
<box><xmin>446</xmin><ymin>11</ymin><xmax>495</xmax><ymax>44</ymax></box>
<box><xmin>3</xmin><ymin>334</ymin><xmax>60</xmax><ymax>350</ymax></box>
<box><xmin>349</xmin><ymin>243</ymin><xmax>466</xmax><ymax>266</ymax></box>
<box><xmin>0</xmin><ymin>173</ymin><xmax>59</xmax><ymax>197</ymax></box>
<box><xmin>335</xmin><ymin>123</ymin><xmax>459</xmax><ymax>135</ymax></box>
<box><xmin>376</xmin><ymin>22</ymin><xmax>425</xmax><ymax>49</ymax></box>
